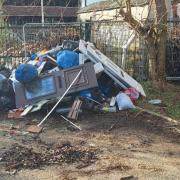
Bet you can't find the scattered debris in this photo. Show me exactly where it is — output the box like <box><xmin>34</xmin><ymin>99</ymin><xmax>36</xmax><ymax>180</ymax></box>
<box><xmin>116</xmin><ymin>93</ymin><xmax>135</xmax><ymax>110</ymax></box>
<box><xmin>37</xmin><ymin>70</ymin><xmax>82</xmax><ymax>127</ymax></box>
<box><xmin>8</xmin><ymin>109</ymin><xmax>24</xmax><ymax>119</ymax></box>
<box><xmin>79</xmin><ymin>40</ymin><xmax>146</xmax><ymax>97</ymax></box>
<box><xmin>61</xmin><ymin>115</ymin><xmax>82</xmax><ymax>131</ymax></box>
<box><xmin>3</xmin><ymin>39</ymin><xmax>147</xmax><ymax>130</ymax></box>
<box><xmin>0</xmin><ymin>143</ymin><xmax>98</xmax><ymax>171</ymax></box>
<box><xmin>110</xmin><ymin>97</ymin><xmax>116</xmax><ymax>107</ymax></box>
<box><xmin>26</xmin><ymin>125</ymin><xmax>43</xmax><ymax>134</ymax></box>
<box><xmin>148</xmin><ymin>99</ymin><xmax>162</xmax><ymax>105</ymax></box>
<box><xmin>0</xmin><ymin>124</ymin><xmax>24</xmax><ymax>136</ymax></box>
<box><xmin>56</xmin><ymin>107</ymin><xmax>82</xmax><ymax>114</ymax></box>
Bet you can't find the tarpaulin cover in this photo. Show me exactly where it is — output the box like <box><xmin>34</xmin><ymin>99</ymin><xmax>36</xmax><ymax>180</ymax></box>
<box><xmin>57</xmin><ymin>50</ymin><xmax>79</xmax><ymax>69</ymax></box>
<box><xmin>15</xmin><ymin>64</ymin><xmax>38</xmax><ymax>83</ymax></box>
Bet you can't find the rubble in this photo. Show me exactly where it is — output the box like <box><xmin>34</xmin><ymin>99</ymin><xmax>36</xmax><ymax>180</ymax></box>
<box><xmin>3</xmin><ymin>39</ymin><xmax>146</xmax><ymax>130</ymax></box>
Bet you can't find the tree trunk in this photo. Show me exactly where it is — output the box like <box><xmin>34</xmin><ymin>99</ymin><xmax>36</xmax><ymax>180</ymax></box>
<box><xmin>145</xmin><ymin>36</ymin><xmax>158</xmax><ymax>81</ymax></box>
<box><xmin>157</xmin><ymin>29</ymin><xmax>167</xmax><ymax>89</ymax></box>
<box><xmin>155</xmin><ymin>0</ymin><xmax>167</xmax><ymax>88</ymax></box>
<box><xmin>114</xmin><ymin>0</ymin><xmax>167</xmax><ymax>86</ymax></box>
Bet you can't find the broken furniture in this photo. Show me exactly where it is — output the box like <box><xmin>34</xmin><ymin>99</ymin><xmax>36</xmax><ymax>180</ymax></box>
<box><xmin>14</xmin><ymin>62</ymin><xmax>98</xmax><ymax>108</ymax></box>
<box><xmin>27</xmin><ymin>70</ymin><xmax>83</xmax><ymax>133</ymax></box>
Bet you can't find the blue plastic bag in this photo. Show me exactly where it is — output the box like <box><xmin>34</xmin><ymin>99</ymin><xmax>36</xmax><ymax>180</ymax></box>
<box><xmin>30</xmin><ymin>52</ymin><xmax>37</xmax><ymax>60</ymax></box>
<box><xmin>79</xmin><ymin>90</ymin><xmax>93</xmax><ymax>99</ymax></box>
<box><xmin>57</xmin><ymin>50</ymin><xmax>79</xmax><ymax>69</ymax></box>
<box><xmin>15</xmin><ymin>64</ymin><xmax>38</xmax><ymax>83</ymax></box>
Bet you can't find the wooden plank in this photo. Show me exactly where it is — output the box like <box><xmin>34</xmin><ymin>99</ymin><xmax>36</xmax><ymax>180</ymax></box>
<box><xmin>27</xmin><ymin>125</ymin><xmax>43</xmax><ymax>134</ymax></box>
<box><xmin>68</xmin><ymin>99</ymin><xmax>82</xmax><ymax>120</ymax></box>
<box><xmin>71</xmin><ymin>100</ymin><xmax>82</xmax><ymax>120</ymax></box>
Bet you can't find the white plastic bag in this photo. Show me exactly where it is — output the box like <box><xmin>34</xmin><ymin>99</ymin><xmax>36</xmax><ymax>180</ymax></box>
<box><xmin>116</xmin><ymin>92</ymin><xmax>135</xmax><ymax>110</ymax></box>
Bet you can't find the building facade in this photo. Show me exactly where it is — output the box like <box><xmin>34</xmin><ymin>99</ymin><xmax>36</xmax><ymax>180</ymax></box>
<box><xmin>2</xmin><ymin>0</ymin><xmax>80</xmax><ymax>25</ymax></box>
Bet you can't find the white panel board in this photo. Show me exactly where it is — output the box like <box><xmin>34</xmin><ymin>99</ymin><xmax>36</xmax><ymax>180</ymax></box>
<box><xmin>79</xmin><ymin>40</ymin><xmax>146</xmax><ymax>96</ymax></box>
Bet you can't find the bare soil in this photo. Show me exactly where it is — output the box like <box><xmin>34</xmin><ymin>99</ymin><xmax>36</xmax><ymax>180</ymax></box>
<box><xmin>0</xmin><ymin>110</ymin><xmax>180</xmax><ymax>180</ymax></box>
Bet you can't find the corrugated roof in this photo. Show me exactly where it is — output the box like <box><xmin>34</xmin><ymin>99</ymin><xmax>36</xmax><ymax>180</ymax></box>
<box><xmin>78</xmin><ymin>0</ymin><xmax>149</xmax><ymax>13</ymax></box>
<box><xmin>2</xmin><ymin>5</ymin><xmax>78</xmax><ymax>17</ymax></box>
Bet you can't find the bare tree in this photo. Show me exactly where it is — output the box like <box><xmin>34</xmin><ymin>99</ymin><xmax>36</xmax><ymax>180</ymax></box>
<box><xmin>114</xmin><ymin>0</ymin><xmax>167</xmax><ymax>89</ymax></box>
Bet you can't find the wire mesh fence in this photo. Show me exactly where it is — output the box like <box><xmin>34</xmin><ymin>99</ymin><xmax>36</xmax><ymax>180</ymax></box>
<box><xmin>166</xmin><ymin>20</ymin><xmax>180</xmax><ymax>78</ymax></box>
<box><xmin>23</xmin><ymin>23</ymin><xmax>81</xmax><ymax>56</ymax></box>
<box><xmin>0</xmin><ymin>20</ymin><xmax>179</xmax><ymax>79</ymax></box>
<box><xmin>0</xmin><ymin>23</ymin><xmax>24</xmax><ymax>68</ymax></box>
<box><xmin>90</xmin><ymin>21</ymin><xmax>148</xmax><ymax>80</ymax></box>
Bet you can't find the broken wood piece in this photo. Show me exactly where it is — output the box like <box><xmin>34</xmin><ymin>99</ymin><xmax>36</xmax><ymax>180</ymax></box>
<box><xmin>26</xmin><ymin>125</ymin><xmax>43</xmax><ymax>134</ymax></box>
<box><xmin>108</xmin><ymin>123</ymin><xmax>117</xmax><ymax>131</ymax></box>
<box><xmin>20</xmin><ymin>105</ymin><xmax>34</xmax><ymax>117</ymax></box>
<box><xmin>46</xmin><ymin>55</ymin><xmax>57</xmax><ymax>64</ymax></box>
<box><xmin>61</xmin><ymin>115</ymin><xmax>82</xmax><ymax>131</ymax></box>
<box><xmin>30</xmin><ymin>100</ymin><xmax>50</xmax><ymax>113</ymax></box>
<box><xmin>86</xmin><ymin>97</ymin><xmax>102</xmax><ymax>105</ymax></box>
<box><xmin>8</xmin><ymin>109</ymin><xmax>24</xmax><ymax>119</ymax></box>
<box><xmin>68</xmin><ymin>99</ymin><xmax>82</xmax><ymax>120</ymax></box>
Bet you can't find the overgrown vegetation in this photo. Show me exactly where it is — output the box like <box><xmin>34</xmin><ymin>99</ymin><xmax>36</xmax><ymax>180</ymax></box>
<box><xmin>138</xmin><ymin>82</ymin><xmax>180</xmax><ymax>120</ymax></box>
<box><xmin>0</xmin><ymin>0</ymin><xmax>7</xmax><ymax>48</ymax></box>
<box><xmin>0</xmin><ymin>0</ymin><xmax>4</xmax><ymax>7</ymax></box>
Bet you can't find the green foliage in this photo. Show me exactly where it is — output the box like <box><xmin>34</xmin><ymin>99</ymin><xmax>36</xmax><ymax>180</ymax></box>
<box><xmin>138</xmin><ymin>81</ymin><xmax>180</xmax><ymax>120</ymax></box>
<box><xmin>0</xmin><ymin>0</ymin><xmax>4</xmax><ymax>4</ymax></box>
<box><xmin>0</xmin><ymin>0</ymin><xmax>8</xmax><ymax>49</ymax></box>
<box><xmin>0</xmin><ymin>23</ymin><xmax>8</xmax><ymax>49</ymax></box>
<box><xmin>0</xmin><ymin>0</ymin><xmax>4</xmax><ymax>8</ymax></box>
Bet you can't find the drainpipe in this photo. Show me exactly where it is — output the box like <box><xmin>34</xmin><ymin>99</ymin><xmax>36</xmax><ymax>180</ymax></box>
<box><xmin>85</xmin><ymin>0</ymin><xmax>87</xmax><ymax>6</ymax></box>
<box><xmin>41</xmin><ymin>0</ymin><xmax>45</xmax><ymax>25</ymax></box>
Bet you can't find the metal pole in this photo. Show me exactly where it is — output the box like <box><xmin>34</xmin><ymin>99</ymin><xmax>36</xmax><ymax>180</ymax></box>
<box><xmin>37</xmin><ymin>70</ymin><xmax>82</xmax><ymax>127</ymax></box>
<box><xmin>23</xmin><ymin>24</ymin><xmax>27</xmax><ymax>59</ymax></box>
<box><xmin>41</xmin><ymin>0</ymin><xmax>45</xmax><ymax>25</ymax></box>
<box><xmin>61</xmin><ymin>115</ymin><xmax>82</xmax><ymax>131</ymax></box>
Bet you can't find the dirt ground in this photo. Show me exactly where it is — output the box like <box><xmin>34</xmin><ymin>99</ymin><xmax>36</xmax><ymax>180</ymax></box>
<box><xmin>0</xmin><ymin>110</ymin><xmax>180</xmax><ymax>180</ymax></box>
